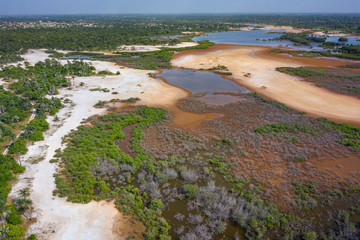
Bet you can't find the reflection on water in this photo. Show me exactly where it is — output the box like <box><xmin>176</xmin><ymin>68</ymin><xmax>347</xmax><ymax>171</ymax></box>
<box><xmin>193</xmin><ymin>30</ymin><xmax>360</xmax><ymax>51</ymax></box>
<box><xmin>62</xmin><ymin>55</ymin><xmax>93</xmax><ymax>59</ymax></box>
<box><xmin>159</xmin><ymin>69</ymin><xmax>248</xmax><ymax>94</ymax></box>
<box><xmin>159</xmin><ymin>69</ymin><xmax>248</xmax><ymax>106</ymax></box>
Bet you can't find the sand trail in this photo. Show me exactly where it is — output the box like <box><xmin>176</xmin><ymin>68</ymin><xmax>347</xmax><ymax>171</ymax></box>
<box><xmin>172</xmin><ymin>45</ymin><xmax>360</xmax><ymax>124</ymax></box>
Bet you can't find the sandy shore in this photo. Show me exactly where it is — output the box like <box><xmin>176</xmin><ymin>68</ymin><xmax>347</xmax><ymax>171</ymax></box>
<box><xmin>172</xmin><ymin>45</ymin><xmax>360</xmax><ymax>125</ymax></box>
<box><xmin>239</xmin><ymin>24</ymin><xmax>303</xmax><ymax>33</ymax></box>
<box><xmin>6</xmin><ymin>50</ymin><xmax>187</xmax><ymax>240</ymax></box>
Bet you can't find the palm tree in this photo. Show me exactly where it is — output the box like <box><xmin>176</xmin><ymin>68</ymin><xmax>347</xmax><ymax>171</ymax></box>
<box><xmin>15</xmin><ymin>188</ymin><xmax>33</xmax><ymax>221</ymax></box>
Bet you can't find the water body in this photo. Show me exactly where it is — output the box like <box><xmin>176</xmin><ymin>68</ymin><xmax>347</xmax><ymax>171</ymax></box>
<box><xmin>159</xmin><ymin>69</ymin><xmax>248</xmax><ymax>94</ymax></box>
<box><xmin>159</xmin><ymin>69</ymin><xmax>248</xmax><ymax>105</ymax></box>
<box><xmin>193</xmin><ymin>30</ymin><xmax>360</xmax><ymax>51</ymax></box>
<box><xmin>62</xmin><ymin>55</ymin><xmax>93</xmax><ymax>59</ymax></box>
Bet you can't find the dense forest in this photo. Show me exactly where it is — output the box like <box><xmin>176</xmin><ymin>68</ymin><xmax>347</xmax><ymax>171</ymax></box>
<box><xmin>0</xmin><ymin>14</ymin><xmax>359</xmax><ymax>65</ymax></box>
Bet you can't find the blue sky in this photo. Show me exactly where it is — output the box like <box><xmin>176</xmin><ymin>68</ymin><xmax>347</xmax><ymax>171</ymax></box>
<box><xmin>0</xmin><ymin>0</ymin><xmax>359</xmax><ymax>15</ymax></box>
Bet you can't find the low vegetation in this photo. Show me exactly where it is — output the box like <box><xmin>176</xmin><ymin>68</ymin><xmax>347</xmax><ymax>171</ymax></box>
<box><xmin>273</xmin><ymin>32</ymin><xmax>326</xmax><ymax>46</ymax></box>
<box><xmin>120</xmin><ymin>97</ymin><xmax>141</xmax><ymax>103</ymax></box>
<box><xmin>276</xmin><ymin>66</ymin><xmax>360</xmax><ymax>97</ymax></box>
<box><xmin>0</xmin><ymin>59</ymin><xmax>99</xmax><ymax>239</ymax></box>
<box><xmin>54</xmin><ymin>106</ymin><xmax>298</xmax><ymax>239</ymax></box>
<box><xmin>271</xmin><ymin>46</ymin><xmax>360</xmax><ymax>60</ymax></box>
<box><xmin>255</xmin><ymin>118</ymin><xmax>360</xmax><ymax>152</ymax></box>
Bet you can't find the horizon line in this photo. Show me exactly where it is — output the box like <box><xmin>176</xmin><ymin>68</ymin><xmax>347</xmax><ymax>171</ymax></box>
<box><xmin>1</xmin><ymin>12</ymin><xmax>360</xmax><ymax>17</ymax></box>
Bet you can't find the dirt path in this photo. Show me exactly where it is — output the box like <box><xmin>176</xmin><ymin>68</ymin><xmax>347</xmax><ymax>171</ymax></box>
<box><xmin>172</xmin><ymin>45</ymin><xmax>360</xmax><ymax>125</ymax></box>
<box><xmin>8</xmin><ymin>51</ymin><xmax>188</xmax><ymax>240</ymax></box>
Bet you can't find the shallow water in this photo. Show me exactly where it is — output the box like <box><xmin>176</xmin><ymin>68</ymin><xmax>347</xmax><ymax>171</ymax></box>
<box><xmin>159</xmin><ymin>69</ymin><xmax>249</xmax><ymax>106</ymax></box>
<box><xmin>193</xmin><ymin>30</ymin><xmax>360</xmax><ymax>51</ymax></box>
<box><xmin>62</xmin><ymin>55</ymin><xmax>93</xmax><ymax>59</ymax></box>
<box><xmin>159</xmin><ymin>69</ymin><xmax>248</xmax><ymax>94</ymax></box>
<box><xmin>172</xmin><ymin>107</ymin><xmax>224</xmax><ymax>128</ymax></box>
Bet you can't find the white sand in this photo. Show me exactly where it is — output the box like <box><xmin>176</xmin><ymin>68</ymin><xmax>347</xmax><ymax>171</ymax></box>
<box><xmin>8</xmin><ymin>50</ymin><xmax>187</xmax><ymax>240</ymax></box>
<box><xmin>22</xmin><ymin>49</ymin><xmax>51</xmax><ymax>65</ymax></box>
<box><xmin>117</xmin><ymin>42</ymin><xmax>198</xmax><ymax>52</ymax></box>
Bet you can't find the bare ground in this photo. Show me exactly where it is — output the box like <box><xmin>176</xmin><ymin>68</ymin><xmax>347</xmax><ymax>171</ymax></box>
<box><xmin>171</xmin><ymin>45</ymin><xmax>360</xmax><ymax>125</ymax></box>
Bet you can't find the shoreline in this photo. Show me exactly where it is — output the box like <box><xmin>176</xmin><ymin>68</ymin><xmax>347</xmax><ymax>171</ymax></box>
<box><xmin>172</xmin><ymin>44</ymin><xmax>360</xmax><ymax>125</ymax></box>
<box><xmin>4</xmin><ymin>39</ymin><xmax>360</xmax><ymax>239</ymax></box>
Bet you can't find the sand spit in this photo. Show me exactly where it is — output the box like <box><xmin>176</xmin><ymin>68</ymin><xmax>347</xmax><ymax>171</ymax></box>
<box><xmin>6</xmin><ymin>51</ymin><xmax>187</xmax><ymax>240</ymax></box>
<box><xmin>172</xmin><ymin>45</ymin><xmax>360</xmax><ymax>125</ymax></box>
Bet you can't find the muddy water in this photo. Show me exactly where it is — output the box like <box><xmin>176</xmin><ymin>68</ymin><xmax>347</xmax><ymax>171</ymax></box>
<box><xmin>157</xmin><ymin>68</ymin><xmax>250</xmax><ymax>128</ymax></box>
<box><xmin>159</xmin><ymin>69</ymin><xmax>248</xmax><ymax>94</ymax></box>
<box><xmin>172</xmin><ymin>106</ymin><xmax>224</xmax><ymax>128</ymax></box>
<box><xmin>158</xmin><ymin>68</ymin><xmax>249</xmax><ymax>107</ymax></box>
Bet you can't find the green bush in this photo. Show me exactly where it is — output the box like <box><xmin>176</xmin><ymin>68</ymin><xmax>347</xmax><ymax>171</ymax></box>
<box><xmin>6</xmin><ymin>212</ymin><xmax>22</xmax><ymax>225</ymax></box>
<box><xmin>27</xmin><ymin>234</ymin><xmax>37</xmax><ymax>240</ymax></box>
<box><xmin>183</xmin><ymin>184</ymin><xmax>199</xmax><ymax>198</ymax></box>
<box><xmin>8</xmin><ymin>140</ymin><xmax>28</xmax><ymax>154</ymax></box>
<box><xmin>3</xmin><ymin>224</ymin><xmax>26</xmax><ymax>239</ymax></box>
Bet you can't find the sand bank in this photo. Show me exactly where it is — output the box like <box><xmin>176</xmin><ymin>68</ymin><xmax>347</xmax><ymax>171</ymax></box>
<box><xmin>172</xmin><ymin>45</ymin><xmax>360</xmax><ymax>125</ymax></box>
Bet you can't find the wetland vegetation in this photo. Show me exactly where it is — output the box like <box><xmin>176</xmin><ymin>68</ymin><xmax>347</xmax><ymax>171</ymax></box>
<box><xmin>1</xmin><ymin>13</ymin><xmax>360</xmax><ymax>240</ymax></box>
<box><xmin>53</xmin><ymin>91</ymin><xmax>360</xmax><ymax>239</ymax></box>
<box><xmin>270</xmin><ymin>44</ymin><xmax>360</xmax><ymax>60</ymax></box>
<box><xmin>276</xmin><ymin>66</ymin><xmax>360</xmax><ymax>98</ymax></box>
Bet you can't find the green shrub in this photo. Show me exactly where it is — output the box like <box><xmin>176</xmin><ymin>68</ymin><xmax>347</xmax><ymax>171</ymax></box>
<box><xmin>183</xmin><ymin>184</ymin><xmax>199</xmax><ymax>198</ymax></box>
<box><xmin>6</xmin><ymin>212</ymin><xmax>22</xmax><ymax>225</ymax></box>
<box><xmin>8</xmin><ymin>140</ymin><xmax>28</xmax><ymax>154</ymax></box>
<box><xmin>27</xmin><ymin>234</ymin><xmax>37</xmax><ymax>240</ymax></box>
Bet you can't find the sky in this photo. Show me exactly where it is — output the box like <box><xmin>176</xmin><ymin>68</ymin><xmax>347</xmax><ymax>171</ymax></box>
<box><xmin>0</xmin><ymin>0</ymin><xmax>359</xmax><ymax>15</ymax></box>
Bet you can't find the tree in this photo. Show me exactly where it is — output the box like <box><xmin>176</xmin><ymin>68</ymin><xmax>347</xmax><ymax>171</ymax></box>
<box><xmin>14</xmin><ymin>188</ymin><xmax>33</xmax><ymax>221</ymax></box>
